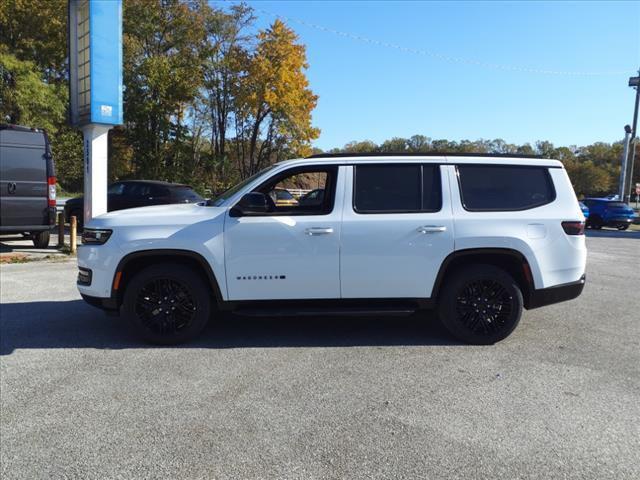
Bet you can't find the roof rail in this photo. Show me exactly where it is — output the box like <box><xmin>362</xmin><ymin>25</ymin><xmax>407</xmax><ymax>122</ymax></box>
<box><xmin>307</xmin><ymin>152</ymin><xmax>543</xmax><ymax>159</ymax></box>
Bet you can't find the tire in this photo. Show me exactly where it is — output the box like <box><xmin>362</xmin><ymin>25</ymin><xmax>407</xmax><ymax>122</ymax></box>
<box><xmin>589</xmin><ymin>216</ymin><xmax>603</xmax><ymax>230</ymax></box>
<box><xmin>618</xmin><ymin>225</ymin><xmax>629</xmax><ymax>231</ymax></box>
<box><xmin>121</xmin><ymin>263</ymin><xmax>212</xmax><ymax>345</ymax></box>
<box><xmin>437</xmin><ymin>264</ymin><xmax>523</xmax><ymax>345</ymax></box>
<box><xmin>32</xmin><ymin>230</ymin><xmax>50</xmax><ymax>248</ymax></box>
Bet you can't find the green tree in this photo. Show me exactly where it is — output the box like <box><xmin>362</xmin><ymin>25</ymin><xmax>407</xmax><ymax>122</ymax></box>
<box><xmin>0</xmin><ymin>51</ymin><xmax>66</xmax><ymax>132</ymax></box>
<box><xmin>122</xmin><ymin>0</ymin><xmax>207</xmax><ymax>180</ymax></box>
<box><xmin>0</xmin><ymin>0</ymin><xmax>67</xmax><ymax>82</ymax></box>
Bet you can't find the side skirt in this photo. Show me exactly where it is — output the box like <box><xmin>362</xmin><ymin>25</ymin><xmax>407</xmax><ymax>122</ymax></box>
<box><xmin>220</xmin><ymin>298</ymin><xmax>434</xmax><ymax>317</ymax></box>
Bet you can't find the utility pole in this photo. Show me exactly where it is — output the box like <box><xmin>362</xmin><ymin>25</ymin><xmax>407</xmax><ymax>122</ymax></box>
<box><xmin>625</xmin><ymin>71</ymin><xmax>640</xmax><ymax>203</ymax></box>
<box><xmin>618</xmin><ymin>125</ymin><xmax>631</xmax><ymax>200</ymax></box>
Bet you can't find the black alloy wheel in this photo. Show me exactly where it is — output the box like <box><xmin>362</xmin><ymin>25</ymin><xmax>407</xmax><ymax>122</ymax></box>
<box><xmin>135</xmin><ymin>278</ymin><xmax>197</xmax><ymax>335</ymax></box>
<box><xmin>122</xmin><ymin>264</ymin><xmax>211</xmax><ymax>344</ymax></box>
<box><xmin>455</xmin><ymin>279</ymin><xmax>514</xmax><ymax>337</ymax></box>
<box><xmin>438</xmin><ymin>264</ymin><xmax>523</xmax><ymax>344</ymax></box>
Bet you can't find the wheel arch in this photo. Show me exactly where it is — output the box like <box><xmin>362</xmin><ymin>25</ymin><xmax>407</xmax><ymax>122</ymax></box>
<box><xmin>112</xmin><ymin>249</ymin><xmax>224</xmax><ymax>308</ymax></box>
<box><xmin>432</xmin><ymin>248</ymin><xmax>536</xmax><ymax>309</ymax></box>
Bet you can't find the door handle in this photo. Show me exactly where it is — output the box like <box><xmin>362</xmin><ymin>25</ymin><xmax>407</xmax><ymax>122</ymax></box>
<box><xmin>417</xmin><ymin>225</ymin><xmax>447</xmax><ymax>234</ymax></box>
<box><xmin>305</xmin><ymin>227</ymin><xmax>334</xmax><ymax>235</ymax></box>
<box><xmin>7</xmin><ymin>182</ymin><xmax>16</xmax><ymax>194</ymax></box>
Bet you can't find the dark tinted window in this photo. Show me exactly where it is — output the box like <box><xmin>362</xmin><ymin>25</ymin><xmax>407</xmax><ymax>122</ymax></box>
<box><xmin>108</xmin><ymin>183</ymin><xmax>125</xmax><ymax>195</ymax></box>
<box><xmin>422</xmin><ymin>165</ymin><xmax>442</xmax><ymax>212</ymax></box>
<box><xmin>172</xmin><ymin>186</ymin><xmax>203</xmax><ymax>202</ymax></box>
<box><xmin>149</xmin><ymin>185</ymin><xmax>171</xmax><ymax>197</ymax></box>
<box><xmin>354</xmin><ymin>164</ymin><xmax>441</xmax><ymax>213</ymax></box>
<box><xmin>457</xmin><ymin>165</ymin><xmax>555</xmax><ymax>211</ymax></box>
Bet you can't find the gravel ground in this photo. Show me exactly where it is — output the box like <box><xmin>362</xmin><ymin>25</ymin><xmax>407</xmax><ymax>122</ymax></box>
<box><xmin>1</xmin><ymin>231</ymin><xmax>639</xmax><ymax>479</ymax></box>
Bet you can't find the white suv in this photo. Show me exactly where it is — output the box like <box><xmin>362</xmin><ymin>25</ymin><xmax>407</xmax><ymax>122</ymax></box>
<box><xmin>77</xmin><ymin>154</ymin><xmax>587</xmax><ymax>345</ymax></box>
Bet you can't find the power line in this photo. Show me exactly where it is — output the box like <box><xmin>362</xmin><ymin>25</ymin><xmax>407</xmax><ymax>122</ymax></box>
<box><xmin>252</xmin><ymin>7</ymin><xmax>628</xmax><ymax>77</ymax></box>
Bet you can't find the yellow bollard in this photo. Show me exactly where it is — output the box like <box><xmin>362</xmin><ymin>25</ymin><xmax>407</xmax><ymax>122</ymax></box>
<box><xmin>70</xmin><ymin>216</ymin><xmax>77</xmax><ymax>254</ymax></box>
<box><xmin>57</xmin><ymin>212</ymin><xmax>65</xmax><ymax>248</ymax></box>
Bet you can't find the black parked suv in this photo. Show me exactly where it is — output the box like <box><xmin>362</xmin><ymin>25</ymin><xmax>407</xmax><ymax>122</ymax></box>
<box><xmin>64</xmin><ymin>180</ymin><xmax>204</xmax><ymax>227</ymax></box>
<box><xmin>0</xmin><ymin>125</ymin><xmax>56</xmax><ymax>247</ymax></box>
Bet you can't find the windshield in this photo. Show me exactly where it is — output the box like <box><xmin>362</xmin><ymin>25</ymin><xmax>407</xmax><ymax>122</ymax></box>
<box><xmin>209</xmin><ymin>165</ymin><xmax>277</xmax><ymax>207</ymax></box>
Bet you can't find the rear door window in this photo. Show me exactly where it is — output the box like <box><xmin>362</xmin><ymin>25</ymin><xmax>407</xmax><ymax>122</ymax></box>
<box><xmin>457</xmin><ymin>165</ymin><xmax>555</xmax><ymax>211</ymax></box>
<box><xmin>353</xmin><ymin>164</ymin><xmax>441</xmax><ymax>213</ymax></box>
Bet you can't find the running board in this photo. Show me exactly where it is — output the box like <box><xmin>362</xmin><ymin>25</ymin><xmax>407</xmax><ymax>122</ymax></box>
<box><xmin>233</xmin><ymin>306</ymin><xmax>417</xmax><ymax>318</ymax></box>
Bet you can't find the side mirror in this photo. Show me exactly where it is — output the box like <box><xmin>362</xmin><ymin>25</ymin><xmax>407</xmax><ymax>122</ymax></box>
<box><xmin>230</xmin><ymin>192</ymin><xmax>270</xmax><ymax>217</ymax></box>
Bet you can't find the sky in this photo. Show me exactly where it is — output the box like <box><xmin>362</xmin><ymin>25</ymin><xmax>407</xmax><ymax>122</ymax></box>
<box><xmin>222</xmin><ymin>0</ymin><xmax>640</xmax><ymax>151</ymax></box>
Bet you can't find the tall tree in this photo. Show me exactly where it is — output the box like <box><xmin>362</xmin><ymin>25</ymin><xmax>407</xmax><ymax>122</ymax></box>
<box><xmin>0</xmin><ymin>0</ymin><xmax>67</xmax><ymax>82</ymax></box>
<box><xmin>202</xmin><ymin>3</ymin><xmax>254</xmax><ymax>178</ymax></box>
<box><xmin>0</xmin><ymin>51</ymin><xmax>66</xmax><ymax>131</ymax></box>
<box><xmin>233</xmin><ymin>20</ymin><xmax>320</xmax><ymax>178</ymax></box>
<box><xmin>122</xmin><ymin>0</ymin><xmax>207</xmax><ymax>180</ymax></box>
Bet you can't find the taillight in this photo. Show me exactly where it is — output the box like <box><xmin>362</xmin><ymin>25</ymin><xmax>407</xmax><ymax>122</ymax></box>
<box><xmin>562</xmin><ymin>221</ymin><xmax>585</xmax><ymax>235</ymax></box>
<box><xmin>48</xmin><ymin>176</ymin><xmax>56</xmax><ymax>207</ymax></box>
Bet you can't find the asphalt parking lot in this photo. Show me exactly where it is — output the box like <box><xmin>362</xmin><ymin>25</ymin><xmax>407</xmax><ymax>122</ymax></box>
<box><xmin>1</xmin><ymin>231</ymin><xmax>639</xmax><ymax>479</ymax></box>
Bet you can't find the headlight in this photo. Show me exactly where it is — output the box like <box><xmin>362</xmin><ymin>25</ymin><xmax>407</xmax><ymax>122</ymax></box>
<box><xmin>81</xmin><ymin>228</ymin><xmax>112</xmax><ymax>245</ymax></box>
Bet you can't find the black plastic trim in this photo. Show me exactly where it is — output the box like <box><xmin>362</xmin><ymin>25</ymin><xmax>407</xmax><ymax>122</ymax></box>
<box><xmin>0</xmin><ymin>225</ymin><xmax>55</xmax><ymax>233</ymax></box>
<box><xmin>80</xmin><ymin>293</ymin><xmax>119</xmax><ymax>312</ymax></box>
<box><xmin>222</xmin><ymin>298</ymin><xmax>433</xmax><ymax>314</ymax></box>
<box><xmin>111</xmin><ymin>249</ymin><xmax>224</xmax><ymax>306</ymax></box>
<box><xmin>431</xmin><ymin>248</ymin><xmax>532</xmax><ymax>300</ymax></box>
<box><xmin>526</xmin><ymin>275</ymin><xmax>586</xmax><ymax>309</ymax></box>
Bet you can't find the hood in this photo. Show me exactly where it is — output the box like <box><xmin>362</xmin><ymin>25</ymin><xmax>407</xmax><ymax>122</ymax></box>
<box><xmin>86</xmin><ymin>203</ymin><xmax>225</xmax><ymax>229</ymax></box>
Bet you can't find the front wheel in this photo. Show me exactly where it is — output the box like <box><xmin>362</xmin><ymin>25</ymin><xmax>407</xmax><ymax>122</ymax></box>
<box><xmin>617</xmin><ymin>225</ymin><xmax>629</xmax><ymax>231</ymax></box>
<box><xmin>122</xmin><ymin>263</ymin><xmax>211</xmax><ymax>344</ymax></box>
<box><xmin>438</xmin><ymin>264</ymin><xmax>523</xmax><ymax>345</ymax></box>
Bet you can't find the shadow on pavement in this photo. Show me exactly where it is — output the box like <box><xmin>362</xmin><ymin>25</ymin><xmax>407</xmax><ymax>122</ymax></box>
<box><xmin>0</xmin><ymin>300</ymin><xmax>459</xmax><ymax>355</ymax></box>
<box><xmin>585</xmin><ymin>229</ymin><xmax>640</xmax><ymax>239</ymax></box>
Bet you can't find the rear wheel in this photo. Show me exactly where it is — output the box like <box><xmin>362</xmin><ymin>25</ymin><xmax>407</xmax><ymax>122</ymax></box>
<box><xmin>438</xmin><ymin>264</ymin><xmax>523</xmax><ymax>345</ymax></box>
<box><xmin>32</xmin><ymin>230</ymin><xmax>50</xmax><ymax>248</ymax></box>
<box><xmin>588</xmin><ymin>215</ymin><xmax>603</xmax><ymax>230</ymax></box>
<box><xmin>122</xmin><ymin>263</ymin><xmax>211</xmax><ymax>344</ymax></box>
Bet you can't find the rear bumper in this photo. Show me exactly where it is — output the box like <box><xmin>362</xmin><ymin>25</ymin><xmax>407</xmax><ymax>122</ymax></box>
<box><xmin>0</xmin><ymin>225</ymin><xmax>54</xmax><ymax>233</ymax></box>
<box><xmin>526</xmin><ymin>274</ymin><xmax>586</xmax><ymax>309</ymax></box>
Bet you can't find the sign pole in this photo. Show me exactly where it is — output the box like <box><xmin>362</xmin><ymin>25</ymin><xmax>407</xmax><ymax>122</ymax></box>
<box><xmin>618</xmin><ymin>126</ymin><xmax>631</xmax><ymax>200</ymax></box>
<box><xmin>82</xmin><ymin>125</ymin><xmax>111</xmax><ymax>220</ymax></box>
<box><xmin>69</xmin><ymin>0</ymin><xmax>123</xmax><ymax>224</ymax></box>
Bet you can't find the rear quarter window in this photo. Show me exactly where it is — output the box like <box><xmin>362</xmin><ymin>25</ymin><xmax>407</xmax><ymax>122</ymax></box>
<box><xmin>457</xmin><ymin>165</ymin><xmax>555</xmax><ymax>211</ymax></box>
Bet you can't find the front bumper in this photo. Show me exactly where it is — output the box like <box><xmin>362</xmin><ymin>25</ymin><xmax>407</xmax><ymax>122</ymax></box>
<box><xmin>80</xmin><ymin>293</ymin><xmax>119</xmax><ymax>313</ymax></box>
<box><xmin>526</xmin><ymin>274</ymin><xmax>586</xmax><ymax>309</ymax></box>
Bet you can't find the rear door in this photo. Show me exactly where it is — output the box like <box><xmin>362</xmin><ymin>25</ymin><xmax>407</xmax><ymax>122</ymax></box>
<box><xmin>340</xmin><ymin>163</ymin><xmax>455</xmax><ymax>299</ymax></box>
<box><xmin>0</xmin><ymin>129</ymin><xmax>48</xmax><ymax>228</ymax></box>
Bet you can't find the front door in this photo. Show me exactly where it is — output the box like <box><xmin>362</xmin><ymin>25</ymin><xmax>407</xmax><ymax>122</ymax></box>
<box><xmin>224</xmin><ymin>165</ymin><xmax>344</xmax><ymax>301</ymax></box>
<box><xmin>340</xmin><ymin>163</ymin><xmax>455</xmax><ymax>299</ymax></box>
